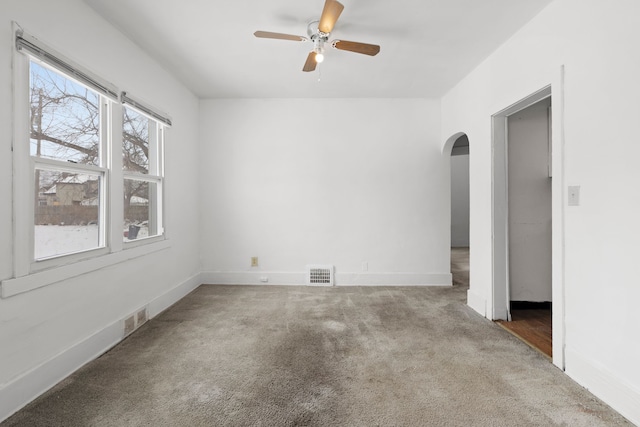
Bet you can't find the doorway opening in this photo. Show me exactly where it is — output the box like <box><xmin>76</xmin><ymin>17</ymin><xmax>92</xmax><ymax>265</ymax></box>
<box><xmin>448</xmin><ymin>134</ymin><xmax>470</xmax><ymax>289</ymax></box>
<box><xmin>492</xmin><ymin>87</ymin><xmax>553</xmax><ymax>358</ymax></box>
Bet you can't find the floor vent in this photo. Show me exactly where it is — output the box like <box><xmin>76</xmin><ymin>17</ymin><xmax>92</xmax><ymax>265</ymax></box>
<box><xmin>306</xmin><ymin>265</ymin><xmax>334</xmax><ymax>286</ymax></box>
<box><xmin>123</xmin><ymin>306</ymin><xmax>148</xmax><ymax>337</ymax></box>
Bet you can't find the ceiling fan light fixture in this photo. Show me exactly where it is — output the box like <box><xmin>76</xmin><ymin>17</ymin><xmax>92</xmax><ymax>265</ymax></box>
<box><xmin>253</xmin><ymin>0</ymin><xmax>380</xmax><ymax>73</ymax></box>
<box><xmin>314</xmin><ymin>46</ymin><xmax>325</xmax><ymax>63</ymax></box>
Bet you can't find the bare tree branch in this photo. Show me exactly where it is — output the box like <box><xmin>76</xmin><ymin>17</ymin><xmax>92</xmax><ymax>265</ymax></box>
<box><xmin>30</xmin><ymin>130</ymin><xmax>95</xmax><ymax>156</ymax></box>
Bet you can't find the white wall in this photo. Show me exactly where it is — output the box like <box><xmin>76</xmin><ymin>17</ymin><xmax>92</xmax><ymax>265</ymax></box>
<box><xmin>441</xmin><ymin>0</ymin><xmax>640</xmax><ymax>423</ymax></box>
<box><xmin>199</xmin><ymin>99</ymin><xmax>451</xmax><ymax>286</ymax></box>
<box><xmin>508</xmin><ymin>99</ymin><xmax>551</xmax><ymax>302</ymax></box>
<box><xmin>0</xmin><ymin>0</ymin><xmax>201</xmax><ymax>421</ymax></box>
<box><xmin>450</xmin><ymin>154</ymin><xmax>470</xmax><ymax>247</ymax></box>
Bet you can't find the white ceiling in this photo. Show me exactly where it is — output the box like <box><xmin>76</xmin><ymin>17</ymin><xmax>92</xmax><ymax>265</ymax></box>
<box><xmin>85</xmin><ymin>0</ymin><xmax>553</xmax><ymax>99</ymax></box>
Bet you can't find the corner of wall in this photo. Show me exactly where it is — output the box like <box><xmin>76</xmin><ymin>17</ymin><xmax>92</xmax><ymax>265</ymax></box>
<box><xmin>0</xmin><ymin>272</ymin><xmax>202</xmax><ymax>424</ymax></box>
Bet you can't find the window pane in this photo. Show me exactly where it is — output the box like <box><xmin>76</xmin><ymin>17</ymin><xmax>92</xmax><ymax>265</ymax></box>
<box><xmin>35</xmin><ymin>170</ymin><xmax>101</xmax><ymax>259</ymax></box>
<box><xmin>124</xmin><ymin>179</ymin><xmax>159</xmax><ymax>241</ymax></box>
<box><xmin>123</xmin><ymin>107</ymin><xmax>150</xmax><ymax>173</ymax></box>
<box><xmin>30</xmin><ymin>62</ymin><xmax>100</xmax><ymax>165</ymax></box>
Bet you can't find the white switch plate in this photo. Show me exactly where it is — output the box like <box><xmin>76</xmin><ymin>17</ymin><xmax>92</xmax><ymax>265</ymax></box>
<box><xmin>568</xmin><ymin>186</ymin><xmax>580</xmax><ymax>206</ymax></box>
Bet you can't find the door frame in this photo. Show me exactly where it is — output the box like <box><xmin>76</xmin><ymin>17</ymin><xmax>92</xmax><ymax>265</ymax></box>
<box><xmin>491</xmin><ymin>84</ymin><xmax>565</xmax><ymax>368</ymax></box>
<box><xmin>491</xmin><ymin>86</ymin><xmax>551</xmax><ymax>320</ymax></box>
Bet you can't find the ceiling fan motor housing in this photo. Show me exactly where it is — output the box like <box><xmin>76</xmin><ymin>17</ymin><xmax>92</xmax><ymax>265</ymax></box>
<box><xmin>307</xmin><ymin>20</ymin><xmax>328</xmax><ymax>55</ymax></box>
<box><xmin>254</xmin><ymin>0</ymin><xmax>380</xmax><ymax>72</ymax></box>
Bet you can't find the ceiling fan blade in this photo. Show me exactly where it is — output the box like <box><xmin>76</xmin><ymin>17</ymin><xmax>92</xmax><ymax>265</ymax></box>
<box><xmin>318</xmin><ymin>0</ymin><xmax>344</xmax><ymax>33</ymax></box>
<box><xmin>254</xmin><ymin>31</ymin><xmax>307</xmax><ymax>42</ymax></box>
<box><xmin>331</xmin><ymin>39</ymin><xmax>380</xmax><ymax>56</ymax></box>
<box><xmin>303</xmin><ymin>52</ymin><xmax>317</xmax><ymax>72</ymax></box>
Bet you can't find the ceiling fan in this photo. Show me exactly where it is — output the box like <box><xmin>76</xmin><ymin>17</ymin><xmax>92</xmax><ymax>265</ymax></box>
<box><xmin>254</xmin><ymin>0</ymin><xmax>381</xmax><ymax>72</ymax></box>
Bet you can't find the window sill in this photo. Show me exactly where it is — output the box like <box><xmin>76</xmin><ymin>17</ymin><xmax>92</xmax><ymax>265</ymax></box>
<box><xmin>1</xmin><ymin>239</ymin><xmax>171</xmax><ymax>299</ymax></box>
<box><xmin>123</xmin><ymin>233</ymin><xmax>165</xmax><ymax>249</ymax></box>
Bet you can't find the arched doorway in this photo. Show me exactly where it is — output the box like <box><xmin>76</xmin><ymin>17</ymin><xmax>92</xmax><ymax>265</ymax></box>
<box><xmin>444</xmin><ymin>133</ymin><xmax>469</xmax><ymax>288</ymax></box>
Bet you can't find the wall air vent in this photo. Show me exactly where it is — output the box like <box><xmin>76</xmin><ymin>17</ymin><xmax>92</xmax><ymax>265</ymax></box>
<box><xmin>306</xmin><ymin>265</ymin><xmax>334</xmax><ymax>286</ymax></box>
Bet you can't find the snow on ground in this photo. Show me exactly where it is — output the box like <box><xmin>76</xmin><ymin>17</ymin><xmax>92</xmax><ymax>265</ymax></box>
<box><xmin>35</xmin><ymin>224</ymin><xmax>150</xmax><ymax>259</ymax></box>
<box><xmin>35</xmin><ymin>225</ymin><xmax>99</xmax><ymax>259</ymax></box>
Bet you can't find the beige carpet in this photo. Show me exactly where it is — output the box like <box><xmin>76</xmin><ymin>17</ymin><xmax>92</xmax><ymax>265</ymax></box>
<box><xmin>2</xmin><ymin>250</ymin><xmax>632</xmax><ymax>426</ymax></box>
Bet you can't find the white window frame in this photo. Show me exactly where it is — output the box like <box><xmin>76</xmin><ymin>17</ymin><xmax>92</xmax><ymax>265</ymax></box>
<box><xmin>121</xmin><ymin>103</ymin><xmax>166</xmax><ymax>247</ymax></box>
<box><xmin>2</xmin><ymin>26</ymin><xmax>170</xmax><ymax>298</ymax></box>
<box><xmin>28</xmin><ymin>61</ymin><xmax>112</xmax><ymax>265</ymax></box>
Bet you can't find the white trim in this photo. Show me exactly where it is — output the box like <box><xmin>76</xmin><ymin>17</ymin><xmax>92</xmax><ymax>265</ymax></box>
<box><xmin>565</xmin><ymin>347</ymin><xmax>640</xmax><ymax>426</ymax></box>
<box><xmin>201</xmin><ymin>271</ymin><xmax>451</xmax><ymax>286</ymax></box>
<box><xmin>11</xmin><ymin>32</ymin><xmax>168</xmax><ymax>286</ymax></box>
<box><xmin>121</xmin><ymin>91</ymin><xmax>172</xmax><ymax>127</ymax></box>
<box><xmin>1</xmin><ymin>239</ymin><xmax>170</xmax><ymax>298</ymax></box>
<box><xmin>466</xmin><ymin>289</ymin><xmax>486</xmax><ymax>317</ymax></box>
<box><xmin>490</xmin><ymin>84</ymin><xmax>552</xmax><ymax>322</ymax></box>
<box><xmin>12</xmin><ymin>30</ymin><xmax>31</xmax><ymax>278</ymax></box>
<box><xmin>0</xmin><ymin>317</ymin><xmax>121</xmax><ymax>424</ymax></box>
<box><xmin>34</xmin><ymin>157</ymin><xmax>107</xmax><ymax>174</ymax></box>
<box><xmin>15</xmin><ymin>27</ymin><xmax>119</xmax><ymax>100</ymax></box>
<box><xmin>99</xmin><ymin>96</ymin><xmax>111</xmax><ymax>251</ymax></box>
<box><xmin>122</xmin><ymin>172</ymin><xmax>163</xmax><ymax>183</ymax></box>
<box><xmin>493</xmin><ymin>303</ymin><xmax>509</xmax><ymax>321</ymax></box>
<box><xmin>122</xmin><ymin>234</ymin><xmax>165</xmax><ymax>249</ymax></box>
<box><xmin>491</xmin><ymin>111</ymin><xmax>509</xmax><ymax>320</ymax></box>
<box><xmin>0</xmin><ymin>273</ymin><xmax>201</xmax><ymax>423</ymax></box>
<box><xmin>338</xmin><ymin>272</ymin><xmax>451</xmax><ymax>286</ymax></box>
<box><xmin>490</xmin><ymin>80</ymin><xmax>566</xmax><ymax>370</ymax></box>
<box><xmin>31</xmin><ymin>246</ymin><xmax>111</xmax><ymax>272</ymax></box>
<box><xmin>201</xmin><ymin>271</ymin><xmax>304</xmax><ymax>286</ymax></box>
<box><xmin>553</xmin><ymin>65</ymin><xmax>567</xmax><ymax>370</ymax></box>
<box><xmin>148</xmin><ymin>273</ymin><xmax>201</xmax><ymax>318</ymax></box>
<box><xmin>109</xmin><ymin>102</ymin><xmax>124</xmax><ymax>253</ymax></box>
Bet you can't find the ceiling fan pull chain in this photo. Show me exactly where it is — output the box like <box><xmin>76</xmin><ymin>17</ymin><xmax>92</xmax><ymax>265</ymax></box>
<box><xmin>317</xmin><ymin>65</ymin><xmax>322</xmax><ymax>82</ymax></box>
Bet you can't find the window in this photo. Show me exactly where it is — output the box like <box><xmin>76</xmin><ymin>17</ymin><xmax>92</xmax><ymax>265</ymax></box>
<box><xmin>9</xmin><ymin>29</ymin><xmax>170</xmax><ymax>286</ymax></box>
<box><xmin>30</xmin><ymin>61</ymin><xmax>107</xmax><ymax>259</ymax></box>
<box><xmin>122</xmin><ymin>105</ymin><xmax>164</xmax><ymax>242</ymax></box>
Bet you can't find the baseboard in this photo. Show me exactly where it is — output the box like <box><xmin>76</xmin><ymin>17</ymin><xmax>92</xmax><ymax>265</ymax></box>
<box><xmin>200</xmin><ymin>271</ymin><xmax>303</xmax><ymax>286</ymax></box>
<box><xmin>337</xmin><ymin>272</ymin><xmax>451</xmax><ymax>286</ymax></box>
<box><xmin>201</xmin><ymin>271</ymin><xmax>452</xmax><ymax>286</ymax></box>
<box><xmin>0</xmin><ymin>272</ymin><xmax>202</xmax><ymax>424</ymax></box>
<box><xmin>467</xmin><ymin>289</ymin><xmax>486</xmax><ymax>318</ymax></box>
<box><xmin>0</xmin><ymin>317</ymin><xmax>122</xmax><ymax>423</ymax></box>
<box><xmin>565</xmin><ymin>347</ymin><xmax>640</xmax><ymax>425</ymax></box>
<box><xmin>147</xmin><ymin>272</ymin><xmax>202</xmax><ymax>318</ymax></box>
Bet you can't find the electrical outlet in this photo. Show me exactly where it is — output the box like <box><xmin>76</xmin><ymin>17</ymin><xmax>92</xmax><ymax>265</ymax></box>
<box><xmin>260</xmin><ymin>276</ymin><xmax>268</xmax><ymax>283</ymax></box>
<box><xmin>362</xmin><ymin>261</ymin><xmax>368</xmax><ymax>272</ymax></box>
<box><xmin>251</xmin><ymin>257</ymin><xmax>259</xmax><ymax>267</ymax></box>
